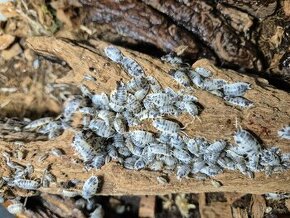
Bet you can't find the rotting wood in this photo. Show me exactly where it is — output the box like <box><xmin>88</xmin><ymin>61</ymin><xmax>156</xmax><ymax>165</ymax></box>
<box><xmin>142</xmin><ymin>0</ymin><xmax>261</xmax><ymax>70</ymax></box>
<box><xmin>0</xmin><ymin>36</ymin><xmax>288</xmax><ymax>196</ymax></box>
<box><xmin>81</xmin><ymin>0</ymin><xmax>200</xmax><ymax>58</ymax></box>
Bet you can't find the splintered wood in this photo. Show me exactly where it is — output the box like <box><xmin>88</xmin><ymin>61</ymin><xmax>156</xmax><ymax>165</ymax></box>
<box><xmin>0</xmin><ymin>36</ymin><xmax>289</xmax><ymax>196</ymax></box>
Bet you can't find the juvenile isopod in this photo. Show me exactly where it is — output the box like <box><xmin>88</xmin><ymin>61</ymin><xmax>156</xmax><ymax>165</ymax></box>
<box><xmin>156</xmin><ymin>176</ymin><xmax>169</xmax><ymax>184</ymax></box>
<box><xmin>161</xmin><ymin>53</ymin><xmax>183</xmax><ymax>65</ymax></box>
<box><xmin>13</xmin><ymin>179</ymin><xmax>40</xmax><ymax>190</ymax></box>
<box><xmin>24</xmin><ymin>117</ymin><xmax>54</xmax><ymax>131</ymax></box>
<box><xmin>176</xmin><ymin>165</ymin><xmax>191</xmax><ymax>179</ymax></box>
<box><xmin>82</xmin><ymin>176</ymin><xmax>100</xmax><ymax>200</ymax></box>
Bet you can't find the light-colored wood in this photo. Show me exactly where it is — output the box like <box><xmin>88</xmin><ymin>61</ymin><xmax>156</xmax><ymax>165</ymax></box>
<box><xmin>1</xmin><ymin>36</ymin><xmax>289</xmax><ymax>196</ymax></box>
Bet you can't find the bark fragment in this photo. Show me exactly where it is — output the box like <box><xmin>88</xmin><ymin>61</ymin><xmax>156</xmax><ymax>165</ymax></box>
<box><xmin>142</xmin><ymin>0</ymin><xmax>261</xmax><ymax>70</ymax></box>
<box><xmin>218</xmin><ymin>0</ymin><xmax>277</xmax><ymax>19</ymax></box>
<box><xmin>81</xmin><ymin>0</ymin><xmax>200</xmax><ymax>58</ymax></box>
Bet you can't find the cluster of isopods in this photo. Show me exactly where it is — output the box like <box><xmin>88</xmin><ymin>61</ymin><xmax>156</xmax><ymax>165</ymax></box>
<box><xmin>26</xmin><ymin>46</ymin><xmax>290</xmax><ymax>180</ymax></box>
<box><xmin>3</xmin><ymin>45</ymin><xmax>290</xmax><ymax>215</ymax></box>
<box><xmin>162</xmin><ymin>53</ymin><xmax>254</xmax><ymax>109</ymax></box>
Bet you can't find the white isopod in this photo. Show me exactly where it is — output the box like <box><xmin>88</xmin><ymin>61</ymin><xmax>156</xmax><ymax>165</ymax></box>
<box><xmin>169</xmin><ymin>69</ymin><xmax>191</xmax><ymax>87</ymax></box>
<box><xmin>194</xmin><ymin>67</ymin><xmax>212</xmax><ymax>77</ymax></box>
<box><xmin>199</xmin><ymin>165</ymin><xmax>223</xmax><ymax>176</ymax></box>
<box><xmin>172</xmin><ymin>149</ymin><xmax>192</xmax><ymax>164</ymax></box>
<box><xmin>110</xmin><ymin>81</ymin><xmax>127</xmax><ymax>106</ymax></box>
<box><xmin>126</xmin><ymin>77</ymin><xmax>148</xmax><ymax>92</ymax></box>
<box><xmin>147</xmin><ymin>76</ymin><xmax>162</xmax><ymax>93</ymax></box>
<box><xmin>159</xmin><ymin>105</ymin><xmax>180</xmax><ymax>116</ymax></box>
<box><xmin>82</xmin><ymin>176</ymin><xmax>100</xmax><ymax>199</ymax></box>
<box><xmin>63</xmin><ymin>97</ymin><xmax>84</xmax><ymax>121</ymax></box>
<box><xmin>89</xmin><ymin>119</ymin><xmax>115</xmax><ymax>138</ymax></box>
<box><xmin>24</xmin><ymin>117</ymin><xmax>54</xmax><ymax>131</ymax></box>
<box><xmin>146</xmin><ymin>93</ymin><xmax>175</xmax><ymax>107</ymax></box>
<box><xmin>72</xmin><ymin>132</ymin><xmax>98</xmax><ymax>161</ymax></box>
<box><xmin>79</xmin><ymin>84</ymin><xmax>93</xmax><ymax>98</ymax></box>
<box><xmin>224</xmin><ymin>96</ymin><xmax>254</xmax><ymax>108</ymax></box>
<box><xmin>104</xmin><ymin>46</ymin><xmax>124</xmax><ymax>63</ymax></box>
<box><xmin>135</xmin><ymin>85</ymin><xmax>150</xmax><ymax>101</ymax></box>
<box><xmin>152</xmin><ymin>119</ymin><xmax>181</xmax><ymax>134</ymax></box>
<box><xmin>182</xmin><ymin>101</ymin><xmax>199</xmax><ymax>117</ymax></box>
<box><xmin>113</xmin><ymin>113</ymin><xmax>127</xmax><ymax>134</ymax></box>
<box><xmin>223</xmin><ymin>82</ymin><xmax>251</xmax><ymax>97</ymax></box>
<box><xmin>134</xmin><ymin>158</ymin><xmax>146</xmax><ymax>170</ymax></box>
<box><xmin>129</xmin><ymin>130</ymin><xmax>155</xmax><ymax>146</ymax></box>
<box><xmin>148</xmin><ymin>143</ymin><xmax>171</xmax><ymax>156</ymax></box>
<box><xmin>202</xmin><ymin>79</ymin><xmax>227</xmax><ymax>91</ymax></box>
<box><xmin>98</xmin><ymin>110</ymin><xmax>115</xmax><ymax>125</ymax></box>
<box><xmin>176</xmin><ymin>165</ymin><xmax>191</xmax><ymax>179</ymax></box>
<box><xmin>161</xmin><ymin>53</ymin><xmax>183</xmax><ymax>65</ymax></box>
<box><xmin>13</xmin><ymin>179</ymin><xmax>40</xmax><ymax>190</ymax></box>
<box><xmin>148</xmin><ymin>161</ymin><xmax>164</xmax><ymax>171</ymax></box>
<box><xmin>278</xmin><ymin>126</ymin><xmax>290</xmax><ymax>140</ymax></box>
<box><xmin>136</xmin><ymin>109</ymin><xmax>160</xmax><ymax>121</ymax></box>
<box><xmin>92</xmin><ymin>93</ymin><xmax>110</xmax><ymax>110</ymax></box>
<box><xmin>121</xmin><ymin>56</ymin><xmax>145</xmax><ymax>77</ymax></box>
<box><xmin>233</xmin><ymin>129</ymin><xmax>261</xmax><ymax>155</ymax></box>
<box><xmin>126</xmin><ymin>94</ymin><xmax>142</xmax><ymax>113</ymax></box>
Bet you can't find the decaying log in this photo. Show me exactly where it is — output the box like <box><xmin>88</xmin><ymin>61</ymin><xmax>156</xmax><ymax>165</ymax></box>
<box><xmin>142</xmin><ymin>0</ymin><xmax>261</xmax><ymax>70</ymax></box>
<box><xmin>81</xmin><ymin>0</ymin><xmax>200</xmax><ymax>58</ymax></box>
<box><xmin>0</xmin><ymin>36</ymin><xmax>289</xmax><ymax>196</ymax></box>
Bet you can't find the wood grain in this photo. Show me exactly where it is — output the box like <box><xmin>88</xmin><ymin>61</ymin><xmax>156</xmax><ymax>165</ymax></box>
<box><xmin>1</xmin><ymin>36</ymin><xmax>288</xmax><ymax>196</ymax></box>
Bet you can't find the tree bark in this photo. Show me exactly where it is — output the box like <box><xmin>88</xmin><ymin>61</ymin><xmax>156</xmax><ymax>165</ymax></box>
<box><xmin>1</xmin><ymin>36</ymin><xmax>288</xmax><ymax>196</ymax></box>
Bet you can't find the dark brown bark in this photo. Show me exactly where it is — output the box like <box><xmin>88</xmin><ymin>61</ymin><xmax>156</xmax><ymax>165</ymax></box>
<box><xmin>81</xmin><ymin>0</ymin><xmax>200</xmax><ymax>58</ymax></box>
<box><xmin>142</xmin><ymin>0</ymin><xmax>262</xmax><ymax>70</ymax></box>
<box><xmin>217</xmin><ymin>0</ymin><xmax>277</xmax><ymax>19</ymax></box>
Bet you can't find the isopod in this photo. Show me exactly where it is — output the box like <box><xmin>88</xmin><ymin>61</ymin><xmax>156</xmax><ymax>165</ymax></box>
<box><xmin>89</xmin><ymin>119</ymin><xmax>115</xmax><ymax>138</ymax></box>
<box><xmin>223</xmin><ymin>82</ymin><xmax>251</xmax><ymax>97</ymax></box>
<box><xmin>278</xmin><ymin>126</ymin><xmax>290</xmax><ymax>140</ymax></box>
<box><xmin>72</xmin><ymin>132</ymin><xmax>98</xmax><ymax>161</ymax></box>
<box><xmin>194</xmin><ymin>67</ymin><xmax>212</xmax><ymax>77</ymax></box>
<box><xmin>121</xmin><ymin>56</ymin><xmax>145</xmax><ymax>77</ymax></box>
<box><xmin>224</xmin><ymin>96</ymin><xmax>254</xmax><ymax>108</ymax></box>
<box><xmin>13</xmin><ymin>179</ymin><xmax>40</xmax><ymax>190</ymax></box>
<box><xmin>24</xmin><ymin>117</ymin><xmax>54</xmax><ymax>131</ymax></box>
<box><xmin>82</xmin><ymin>176</ymin><xmax>100</xmax><ymax>199</ymax></box>
<box><xmin>92</xmin><ymin>93</ymin><xmax>110</xmax><ymax>110</ymax></box>
<box><xmin>152</xmin><ymin>119</ymin><xmax>181</xmax><ymax>134</ymax></box>
<box><xmin>169</xmin><ymin>69</ymin><xmax>191</xmax><ymax>87</ymax></box>
<box><xmin>104</xmin><ymin>46</ymin><xmax>124</xmax><ymax>63</ymax></box>
<box><xmin>233</xmin><ymin>129</ymin><xmax>261</xmax><ymax>155</ymax></box>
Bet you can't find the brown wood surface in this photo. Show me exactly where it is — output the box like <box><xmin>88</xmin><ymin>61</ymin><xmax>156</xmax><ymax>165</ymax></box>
<box><xmin>1</xmin><ymin>36</ymin><xmax>289</xmax><ymax>196</ymax></box>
